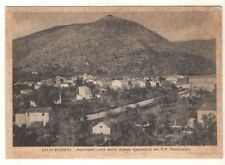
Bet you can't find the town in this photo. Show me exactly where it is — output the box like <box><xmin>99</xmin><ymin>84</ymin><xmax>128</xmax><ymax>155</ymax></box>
<box><xmin>13</xmin><ymin>73</ymin><xmax>217</xmax><ymax>146</ymax></box>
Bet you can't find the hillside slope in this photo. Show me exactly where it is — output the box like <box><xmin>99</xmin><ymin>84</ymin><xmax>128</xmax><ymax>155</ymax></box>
<box><xmin>13</xmin><ymin>15</ymin><xmax>216</xmax><ymax>79</ymax></box>
<box><xmin>173</xmin><ymin>39</ymin><xmax>216</xmax><ymax>62</ymax></box>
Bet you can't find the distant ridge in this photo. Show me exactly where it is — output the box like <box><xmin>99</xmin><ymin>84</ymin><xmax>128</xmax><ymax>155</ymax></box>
<box><xmin>173</xmin><ymin>39</ymin><xmax>216</xmax><ymax>61</ymax></box>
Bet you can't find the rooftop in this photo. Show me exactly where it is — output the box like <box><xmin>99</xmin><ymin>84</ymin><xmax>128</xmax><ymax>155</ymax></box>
<box><xmin>17</xmin><ymin>107</ymin><xmax>52</xmax><ymax>114</ymax></box>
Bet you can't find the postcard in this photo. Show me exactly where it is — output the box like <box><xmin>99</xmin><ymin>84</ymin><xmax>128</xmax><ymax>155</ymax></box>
<box><xmin>6</xmin><ymin>6</ymin><xmax>222</xmax><ymax>158</ymax></box>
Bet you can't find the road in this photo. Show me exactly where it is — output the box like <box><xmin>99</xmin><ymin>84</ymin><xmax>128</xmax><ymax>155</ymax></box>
<box><xmin>86</xmin><ymin>88</ymin><xmax>190</xmax><ymax>120</ymax></box>
<box><xmin>86</xmin><ymin>96</ymin><xmax>160</xmax><ymax>120</ymax></box>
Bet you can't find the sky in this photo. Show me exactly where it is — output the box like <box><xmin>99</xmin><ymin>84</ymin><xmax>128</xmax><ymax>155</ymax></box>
<box><xmin>12</xmin><ymin>10</ymin><xmax>219</xmax><ymax>41</ymax></box>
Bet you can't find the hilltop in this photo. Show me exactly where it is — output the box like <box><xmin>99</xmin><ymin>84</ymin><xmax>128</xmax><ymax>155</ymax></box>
<box><xmin>13</xmin><ymin>15</ymin><xmax>216</xmax><ymax>80</ymax></box>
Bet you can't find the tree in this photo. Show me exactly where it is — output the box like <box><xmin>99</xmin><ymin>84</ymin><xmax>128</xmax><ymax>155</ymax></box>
<box><xmin>146</xmin><ymin>113</ymin><xmax>156</xmax><ymax>131</ymax></box>
<box><xmin>201</xmin><ymin>114</ymin><xmax>217</xmax><ymax>145</ymax></box>
<box><xmin>13</xmin><ymin>125</ymin><xmax>38</xmax><ymax>146</ymax></box>
<box><xmin>33</xmin><ymin>86</ymin><xmax>58</xmax><ymax>106</ymax></box>
<box><xmin>181</xmin><ymin>114</ymin><xmax>217</xmax><ymax>146</ymax></box>
<box><xmin>54</xmin><ymin>117</ymin><xmax>82</xmax><ymax>146</ymax></box>
<box><xmin>155</xmin><ymin>112</ymin><xmax>172</xmax><ymax>135</ymax></box>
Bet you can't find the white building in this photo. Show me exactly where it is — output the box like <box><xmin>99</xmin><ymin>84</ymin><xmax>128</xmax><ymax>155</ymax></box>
<box><xmin>83</xmin><ymin>73</ymin><xmax>94</xmax><ymax>81</ymax></box>
<box><xmin>34</xmin><ymin>84</ymin><xmax>41</xmax><ymax>90</ymax></box>
<box><xmin>111</xmin><ymin>79</ymin><xmax>123</xmax><ymax>90</ymax></box>
<box><xmin>15</xmin><ymin>107</ymin><xmax>51</xmax><ymax>127</ymax></box>
<box><xmin>111</xmin><ymin>79</ymin><xmax>131</xmax><ymax>90</ymax></box>
<box><xmin>149</xmin><ymin>81</ymin><xmax>159</xmax><ymax>88</ymax></box>
<box><xmin>92</xmin><ymin>121</ymin><xmax>111</xmax><ymax>135</ymax></box>
<box><xmin>166</xmin><ymin>75</ymin><xmax>184</xmax><ymax>85</ymax></box>
<box><xmin>95</xmin><ymin>80</ymin><xmax>104</xmax><ymax>87</ymax></box>
<box><xmin>20</xmin><ymin>89</ymin><xmax>33</xmax><ymax>95</ymax></box>
<box><xmin>56</xmin><ymin>76</ymin><xmax>74</xmax><ymax>88</ymax></box>
<box><xmin>149</xmin><ymin>77</ymin><xmax>161</xmax><ymax>88</ymax></box>
<box><xmin>60</xmin><ymin>83</ymin><xmax>69</xmax><ymax>88</ymax></box>
<box><xmin>132</xmin><ymin>80</ymin><xmax>146</xmax><ymax>88</ymax></box>
<box><xmin>76</xmin><ymin>86</ymin><xmax>92</xmax><ymax>100</ymax></box>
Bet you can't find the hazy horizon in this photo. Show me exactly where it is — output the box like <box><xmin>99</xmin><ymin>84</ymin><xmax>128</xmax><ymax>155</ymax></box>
<box><xmin>12</xmin><ymin>11</ymin><xmax>219</xmax><ymax>41</ymax></box>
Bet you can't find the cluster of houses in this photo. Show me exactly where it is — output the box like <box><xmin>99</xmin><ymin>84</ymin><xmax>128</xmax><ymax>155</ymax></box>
<box><xmin>91</xmin><ymin>102</ymin><xmax>216</xmax><ymax>138</ymax></box>
<box><xmin>15</xmin><ymin>73</ymin><xmax>216</xmax><ymax>95</ymax></box>
<box><xmin>15</xmin><ymin>73</ymin><xmax>216</xmax><ymax>99</ymax></box>
<box><xmin>14</xmin><ymin>101</ymin><xmax>216</xmax><ymax>139</ymax></box>
<box><xmin>13</xmin><ymin>73</ymin><xmax>216</xmax><ymax>130</ymax></box>
<box><xmin>110</xmin><ymin>74</ymin><xmax>215</xmax><ymax>92</ymax></box>
<box><xmin>111</xmin><ymin>78</ymin><xmax>148</xmax><ymax>90</ymax></box>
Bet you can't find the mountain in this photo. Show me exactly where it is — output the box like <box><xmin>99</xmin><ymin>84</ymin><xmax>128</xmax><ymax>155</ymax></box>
<box><xmin>173</xmin><ymin>39</ymin><xmax>216</xmax><ymax>62</ymax></box>
<box><xmin>13</xmin><ymin>15</ymin><xmax>216</xmax><ymax>80</ymax></box>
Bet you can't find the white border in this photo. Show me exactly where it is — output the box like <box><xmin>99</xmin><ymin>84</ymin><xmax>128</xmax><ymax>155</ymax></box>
<box><xmin>0</xmin><ymin>0</ymin><xmax>224</xmax><ymax>165</ymax></box>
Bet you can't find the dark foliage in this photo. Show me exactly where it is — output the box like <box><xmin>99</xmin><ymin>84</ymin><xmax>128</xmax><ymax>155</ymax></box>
<box><xmin>13</xmin><ymin>15</ymin><xmax>215</xmax><ymax>82</ymax></box>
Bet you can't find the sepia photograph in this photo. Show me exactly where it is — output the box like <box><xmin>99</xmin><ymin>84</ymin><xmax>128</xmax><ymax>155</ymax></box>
<box><xmin>5</xmin><ymin>7</ymin><xmax>222</xmax><ymax>158</ymax></box>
